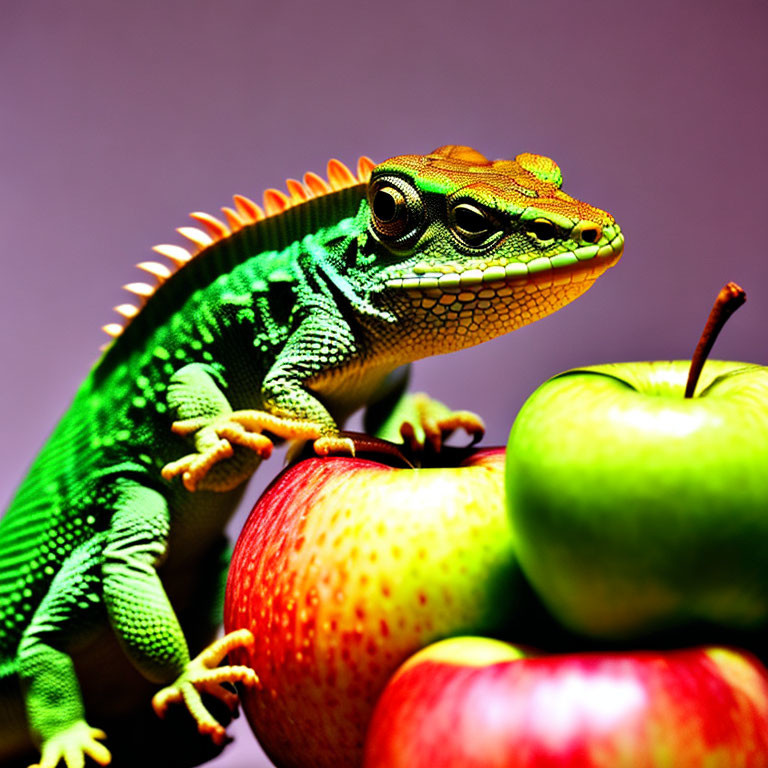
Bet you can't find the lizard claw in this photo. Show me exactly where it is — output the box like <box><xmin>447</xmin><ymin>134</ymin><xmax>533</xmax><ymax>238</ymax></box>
<box><xmin>162</xmin><ymin>437</ymin><xmax>235</xmax><ymax>491</ymax></box>
<box><xmin>152</xmin><ymin>630</ymin><xmax>259</xmax><ymax>745</ymax></box>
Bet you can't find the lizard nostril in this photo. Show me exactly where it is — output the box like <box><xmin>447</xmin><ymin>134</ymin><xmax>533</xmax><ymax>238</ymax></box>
<box><xmin>577</xmin><ymin>223</ymin><xmax>602</xmax><ymax>244</ymax></box>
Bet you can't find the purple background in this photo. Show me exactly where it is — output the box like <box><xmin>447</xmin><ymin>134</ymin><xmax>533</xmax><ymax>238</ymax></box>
<box><xmin>1</xmin><ymin>1</ymin><xmax>766</xmax><ymax>766</ymax></box>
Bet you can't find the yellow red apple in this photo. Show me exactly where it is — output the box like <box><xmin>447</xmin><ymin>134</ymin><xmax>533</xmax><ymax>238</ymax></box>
<box><xmin>224</xmin><ymin>448</ymin><xmax>528</xmax><ymax>768</ymax></box>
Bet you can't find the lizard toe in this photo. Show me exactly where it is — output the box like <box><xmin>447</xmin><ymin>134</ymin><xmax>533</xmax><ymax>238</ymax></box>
<box><xmin>33</xmin><ymin>721</ymin><xmax>110</xmax><ymax>768</ymax></box>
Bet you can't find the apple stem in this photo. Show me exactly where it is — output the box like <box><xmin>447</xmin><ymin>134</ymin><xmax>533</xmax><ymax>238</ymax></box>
<box><xmin>684</xmin><ymin>282</ymin><xmax>746</xmax><ymax>398</ymax></box>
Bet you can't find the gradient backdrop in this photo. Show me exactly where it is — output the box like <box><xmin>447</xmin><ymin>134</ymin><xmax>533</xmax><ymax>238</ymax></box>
<box><xmin>2</xmin><ymin>1</ymin><xmax>767</xmax><ymax>766</ymax></box>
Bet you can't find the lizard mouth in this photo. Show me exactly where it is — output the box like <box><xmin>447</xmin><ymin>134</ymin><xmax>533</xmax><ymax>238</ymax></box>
<box><xmin>385</xmin><ymin>230</ymin><xmax>624</xmax><ymax>293</ymax></box>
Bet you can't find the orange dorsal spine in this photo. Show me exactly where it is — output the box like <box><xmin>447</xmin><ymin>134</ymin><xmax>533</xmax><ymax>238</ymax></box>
<box><xmin>102</xmin><ymin>156</ymin><xmax>375</xmax><ymax>341</ymax></box>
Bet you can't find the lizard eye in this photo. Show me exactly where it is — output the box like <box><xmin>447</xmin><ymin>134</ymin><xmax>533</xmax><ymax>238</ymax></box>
<box><xmin>527</xmin><ymin>218</ymin><xmax>557</xmax><ymax>243</ymax></box>
<box><xmin>369</xmin><ymin>179</ymin><xmax>420</xmax><ymax>240</ymax></box>
<box><xmin>372</xmin><ymin>187</ymin><xmax>404</xmax><ymax>223</ymax></box>
<box><xmin>450</xmin><ymin>202</ymin><xmax>495</xmax><ymax>246</ymax></box>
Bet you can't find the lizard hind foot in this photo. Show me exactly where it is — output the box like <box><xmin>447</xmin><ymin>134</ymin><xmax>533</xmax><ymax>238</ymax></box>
<box><xmin>151</xmin><ymin>629</ymin><xmax>259</xmax><ymax>746</ymax></box>
<box><xmin>31</xmin><ymin>720</ymin><xmax>110</xmax><ymax>768</ymax></box>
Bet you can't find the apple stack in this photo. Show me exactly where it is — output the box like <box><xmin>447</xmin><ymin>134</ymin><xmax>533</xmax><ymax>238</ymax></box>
<box><xmin>225</xmin><ymin>284</ymin><xmax>768</xmax><ymax>767</ymax></box>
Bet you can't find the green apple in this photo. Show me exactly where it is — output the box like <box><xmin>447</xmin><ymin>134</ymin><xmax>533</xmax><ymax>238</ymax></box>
<box><xmin>505</xmin><ymin>358</ymin><xmax>768</xmax><ymax>639</ymax></box>
<box><xmin>364</xmin><ymin>636</ymin><xmax>768</xmax><ymax>767</ymax></box>
<box><xmin>224</xmin><ymin>447</ymin><xmax>531</xmax><ymax>768</ymax></box>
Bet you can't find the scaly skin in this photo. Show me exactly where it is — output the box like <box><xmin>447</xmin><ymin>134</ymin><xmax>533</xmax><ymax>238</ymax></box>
<box><xmin>0</xmin><ymin>145</ymin><xmax>623</xmax><ymax>767</ymax></box>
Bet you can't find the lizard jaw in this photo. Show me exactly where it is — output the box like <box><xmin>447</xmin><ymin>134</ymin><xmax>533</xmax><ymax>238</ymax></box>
<box><xmin>384</xmin><ymin>229</ymin><xmax>624</xmax><ymax>293</ymax></box>
<box><xmin>379</xmin><ymin>230</ymin><xmax>624</xmax><ymax>354</ymax></box>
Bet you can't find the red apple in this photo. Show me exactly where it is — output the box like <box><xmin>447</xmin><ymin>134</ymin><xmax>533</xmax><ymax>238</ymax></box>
<box><xmin>364</xmin><ymin>636</ymin><xmax>768</xmax><ymax>768</ymax></box>
<box><xmin>224</xmin><ymin>448</ymin><xmax>528</xmax><ymax>768</ymax></box>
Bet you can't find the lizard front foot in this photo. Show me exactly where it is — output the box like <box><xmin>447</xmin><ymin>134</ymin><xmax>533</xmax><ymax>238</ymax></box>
<box><xmin>152</xmin><ymin>629</ymin><xmax>259</xmax><ymax>746</ymax></box>
<box><xmin>31</xmin><ymin>720</ymin><xmax>110</xmax><ymax>768</ymax></box>
<box><xmin>163</xmin><ymin>409</ymin><xmax>340</xmax><ymax>491</ymax></box>
<box><xmin>161</xmin><ymin>413</ymin><xmax>276</xmax><ymax>492</ymax></box>
<box><xmin>398</xmin><ymin>393</ymin><xmax>485</xmax><ymax>452</ymax></box>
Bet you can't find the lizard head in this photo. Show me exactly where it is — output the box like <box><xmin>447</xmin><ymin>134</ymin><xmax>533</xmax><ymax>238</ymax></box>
<box><xmin>357</xmin><ymin>145</ymin><xmax>623</xmax><ymax>357</ymax></box>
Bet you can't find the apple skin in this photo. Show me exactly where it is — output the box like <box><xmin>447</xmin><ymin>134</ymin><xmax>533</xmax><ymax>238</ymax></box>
<box><xmin>224</xmin><ymin>448</ymin><xmax>528</xmax><ymax>768</ymax></box>
<box><xmin>363</xmin><ymin>636</ymin><xmax>768</xmax><ymax>768</ymax></box>
<box><xmin>505</xmin><ymin>359</ymin><xmax>768</xmax><ymax>640</ymax></box>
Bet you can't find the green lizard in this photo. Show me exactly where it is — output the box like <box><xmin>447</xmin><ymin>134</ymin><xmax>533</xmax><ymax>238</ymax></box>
<box><xmin>0</xmin><ymin>145</ymin><xmax>623</xmax><ymax>768</ymax></box>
